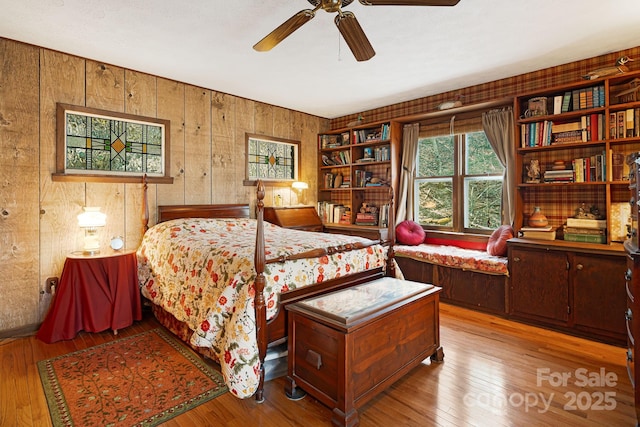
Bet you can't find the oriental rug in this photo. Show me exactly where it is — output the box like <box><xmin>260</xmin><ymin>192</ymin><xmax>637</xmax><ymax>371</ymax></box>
<box><xmin>37</xmin><ymin>328</ymin><xmax>227</xmax><ymax>427</ymax></box>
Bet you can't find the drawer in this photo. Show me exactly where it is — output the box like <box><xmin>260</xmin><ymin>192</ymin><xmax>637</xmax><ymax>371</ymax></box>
<box><xmin>291</xmin><ymin>315</ymin><xmax>340</xmax><ymax>401</ymax></box>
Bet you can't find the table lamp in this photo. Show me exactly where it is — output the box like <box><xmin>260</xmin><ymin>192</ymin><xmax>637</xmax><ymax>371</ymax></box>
<box><xmin>291</xmin><ymin>181</ymin><xmax>308</xmax><ymax>205</ymax></box>
<box><xmin>77</xmin><ymin>207</ymin><xmax>107</xmax><ymax>255</ymax></box>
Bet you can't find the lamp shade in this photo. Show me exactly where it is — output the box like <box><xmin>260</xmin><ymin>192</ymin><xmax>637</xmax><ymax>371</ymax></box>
<box><xmin>77</xmin><ymin>207</ymin><xmax>106</xmax><ymax>228</ymax></box>
<box><xmin>292</xmin><ymin>181</ymin><xmax>308</xmax><ymax>190</ymax></box>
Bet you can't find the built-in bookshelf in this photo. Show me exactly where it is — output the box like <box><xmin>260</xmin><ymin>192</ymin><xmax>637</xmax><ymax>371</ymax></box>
<box><xmin>514</xmin><ymin>69</ymin><xmax>640</xmax><ymax>247</ymax></box>
<box><xmin>317</xmin><ymin>121</ymin><xmax>400</xmax><ymax>235</ymax></box>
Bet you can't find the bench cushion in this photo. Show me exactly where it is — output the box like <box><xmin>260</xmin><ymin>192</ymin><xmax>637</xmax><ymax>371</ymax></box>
<box><xmin>395</xmin><ymin>243</ymin><xmax>509</xmax><ymax>276</ymax></box>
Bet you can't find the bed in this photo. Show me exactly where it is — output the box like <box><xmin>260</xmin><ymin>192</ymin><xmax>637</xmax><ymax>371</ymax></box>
<box><xmin>137</xmin><ymin>180</ymin><xmax>396</xmax><ymax>401</ymax></box>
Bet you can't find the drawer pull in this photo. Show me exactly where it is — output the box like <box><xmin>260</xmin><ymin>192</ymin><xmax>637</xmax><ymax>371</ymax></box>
<box><xmin>513</xmin><ymin>256</ymin><xmax>521</xmax><ymax>262</ymax></box>
<box><xmin>627</xmin><ymin>278</ymin><xmax>635</xmax><ymax>303</ymax></box>
<box><xmin>626</xmin><ymin>268</ymin><xmax>633</xmax><ymax>281</ymax></box>
<box><xmin>305</xmin><ymin>349</ymin><xmax>323</xmax><ymax>370</ymax></box>
<box><xmin>627</xmin><ymin>349</ymin><xmax>635</xmax><ymax>389</ymax></box>
<box><xmin>627</xmin><ymin>309</ymin><xmax>635</xmax><ymax>346</ymax></box>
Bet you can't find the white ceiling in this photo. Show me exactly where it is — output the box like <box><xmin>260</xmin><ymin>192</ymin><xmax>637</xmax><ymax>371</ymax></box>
<box><xmin>2</xmin><ymin>0</ymin><xmax>640</xmax><ymax>119</ymax></box>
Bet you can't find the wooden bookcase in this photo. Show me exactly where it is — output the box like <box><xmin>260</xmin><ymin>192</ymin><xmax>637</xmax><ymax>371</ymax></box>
<box><xmin>317</xmin><ymin>120</ymin><xmax>400</xmax><ymax>237</ymax></box>
<box><xmin>513</xmin><ymin>69</ymin><xmax>640</xmax><ymax>248</ymax></box>
<box><xmin>508</xmin><ymin>71</ymin><xmax>640</xmax><ymax>346</ymax></box>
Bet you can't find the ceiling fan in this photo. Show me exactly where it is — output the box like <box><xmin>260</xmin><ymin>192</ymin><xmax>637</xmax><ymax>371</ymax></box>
<box><xmin>253</xmin><ymin>0</ymin><xmax>461</xmax><ymax>62</ymax></box>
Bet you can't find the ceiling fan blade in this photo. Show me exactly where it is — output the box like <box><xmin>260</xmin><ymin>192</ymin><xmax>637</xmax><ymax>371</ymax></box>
<box><xmin>359</xmin><ymin>0</ymin><xmax>460</xmax><ymax>5</ymax></box>
<box><xmin>253</xmin><ymin>10</ymin><xmax>315</xmax><ymax>52</ymax></box>
<box><xmin>335</xmin><ymin>12</ymin><xmax>375</xmax><ymax>62</ymax></box>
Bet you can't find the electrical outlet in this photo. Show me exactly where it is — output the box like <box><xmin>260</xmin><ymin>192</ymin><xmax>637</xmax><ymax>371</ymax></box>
<box><xmin>45</xmin><ymin>277</ymin><xmax>58</xmax><ymax>293</ymax></box>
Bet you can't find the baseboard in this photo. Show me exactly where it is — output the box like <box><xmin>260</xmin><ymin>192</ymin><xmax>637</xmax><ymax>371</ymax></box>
<box><xmin>0</xmin><ymin>323</ymin><xmax>40</xmax><ymax>340</ymax></box>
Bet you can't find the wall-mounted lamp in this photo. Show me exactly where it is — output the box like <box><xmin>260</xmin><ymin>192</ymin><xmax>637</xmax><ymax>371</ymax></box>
<box><xmin>291</xmin><ymin>181</ymin><xmax>308</xmax><ymax>205</ymax></box>
<box><xmin>77</xmin><ymin>207</ymin><xmax>107</xmax><ymax>255</ymax></box>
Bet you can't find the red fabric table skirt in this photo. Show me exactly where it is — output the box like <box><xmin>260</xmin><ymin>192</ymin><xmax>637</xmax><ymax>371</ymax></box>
<box><xmin>36</xmin><ymin>251</ymin><xmax>142</xmax><ymax>343</ymax></box>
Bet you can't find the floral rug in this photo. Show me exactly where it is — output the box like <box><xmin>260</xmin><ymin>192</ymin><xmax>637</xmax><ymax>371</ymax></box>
<box><xmin>37</xmin><ymin>328</ymin><xmax>228</xmax><ymax>427</ymax></box>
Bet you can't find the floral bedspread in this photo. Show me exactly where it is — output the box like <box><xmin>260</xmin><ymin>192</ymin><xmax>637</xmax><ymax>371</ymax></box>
<box><xmin>136</xmin><ymin>218</ymin><xmax>387</xmax><ymax>398</ymax></box>
<box><xmin>394</xmin><ymin>244</ymin><xmax>509</xmax><ymax>275</ymax></box>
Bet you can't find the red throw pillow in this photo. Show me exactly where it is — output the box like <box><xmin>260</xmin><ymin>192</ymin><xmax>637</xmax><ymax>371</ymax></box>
<box><xmin>487</xmin><ymin>225</ymin><xmax>514</xmax><ymax>256</ymax></box>
<box><xmin>395</xmin><ymin>220</ymin><xmax>426</xmax><ymax>246</ymax></box>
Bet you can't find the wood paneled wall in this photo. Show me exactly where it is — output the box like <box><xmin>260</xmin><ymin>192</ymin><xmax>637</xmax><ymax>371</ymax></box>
<box><xmin>0</xmin><ymin>38</ymin><xmax>328</xmax><ymax>333</ymax></box>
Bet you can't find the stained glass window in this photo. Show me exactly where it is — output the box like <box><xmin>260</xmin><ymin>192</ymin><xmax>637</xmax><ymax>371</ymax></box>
<box><xmin>62</xmin><ymin>107</ymin><xmax>166</xmax><ymax>177</ymax></box>
<box><xmin>246</xmin><ymin>134</ymin><xmax>299</xmax><ymax>182</ymax></box>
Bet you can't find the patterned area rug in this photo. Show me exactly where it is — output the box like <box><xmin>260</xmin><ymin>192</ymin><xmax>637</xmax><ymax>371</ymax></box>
<box><xmin>37</xmin><ymin>328</ymin><xmax>228</xmax><ymax>427</ymax></box>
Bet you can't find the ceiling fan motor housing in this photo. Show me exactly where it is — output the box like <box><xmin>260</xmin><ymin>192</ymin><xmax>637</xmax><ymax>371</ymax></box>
<box><xmin>307</xmin><ymin>0</ymin><xmax>355</xmax><ymax>12</ymax></box>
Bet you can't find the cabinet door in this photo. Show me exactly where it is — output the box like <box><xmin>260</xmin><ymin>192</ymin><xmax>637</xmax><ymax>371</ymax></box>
<box><xmin>572</xmin><ymin>253</ymin><xmax>626</xmax><ymax>342</ymax></box>
<box><xmin>510</xmin><ymin>247</ymin><xmax>569</xmax><ymax>324</ymax></box>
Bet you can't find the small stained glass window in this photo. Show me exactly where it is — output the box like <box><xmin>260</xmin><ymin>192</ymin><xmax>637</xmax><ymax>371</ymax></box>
<box><xmin>246</xmin><ymin>133</ymin><xmax>299</xmax><ymax>183</ymax></box>
<box><xmin>56</xmin><ymin>103</ymin><xmax>170</xmax><ymax>182</ymax></box>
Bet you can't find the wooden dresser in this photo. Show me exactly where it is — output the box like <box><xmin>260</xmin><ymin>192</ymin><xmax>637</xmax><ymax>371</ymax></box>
<box><xmin>626</xmin><ymin>153</ymin><xmax>640</xmax><ymax>425</ymax></box>
<box><xmin>263</xmin><ymin>206</ymin><xmax>323</xmax><ymax>232</ymax></box>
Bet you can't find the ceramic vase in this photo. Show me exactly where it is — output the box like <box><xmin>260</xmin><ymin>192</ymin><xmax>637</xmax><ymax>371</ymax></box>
<box><xmin>528</xmin><ymin>206</ymin><xmax>548</xmax><ymax>227</ymax></box>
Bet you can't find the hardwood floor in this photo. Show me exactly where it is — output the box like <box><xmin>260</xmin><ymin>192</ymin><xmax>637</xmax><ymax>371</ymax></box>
<box><xmin>1</xmin><ymin>303</ymin><xmax>635</xmax><ymax>426</ymax></box>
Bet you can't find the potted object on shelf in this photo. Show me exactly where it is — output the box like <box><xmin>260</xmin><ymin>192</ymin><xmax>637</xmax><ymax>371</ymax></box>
<box><xmin>528</xmin><ymin>207</ymin><xmax>549</xmax><ymax>228</ymax></box>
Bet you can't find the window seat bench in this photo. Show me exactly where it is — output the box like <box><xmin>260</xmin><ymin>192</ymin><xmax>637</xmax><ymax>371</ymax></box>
<box><xmin>394</xmin><ymin>240</ymin><xmax>509</xmax><ymax>315</ymax></box>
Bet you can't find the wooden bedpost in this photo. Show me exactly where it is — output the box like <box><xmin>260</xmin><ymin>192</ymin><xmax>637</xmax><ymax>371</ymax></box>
<box><xmin>142</xmin><ymin>174</ymin><xmax>149</xmax><ymax>232</ymax></box>
<box><xmin>254</xmin><ymin>180</ymin><xmax>267</xmax><ymax>403</ymax></box>
<box><xmin>387</xmin><ymin>186</ymin><xmax>396</xmax><ymax>277</ymax></box>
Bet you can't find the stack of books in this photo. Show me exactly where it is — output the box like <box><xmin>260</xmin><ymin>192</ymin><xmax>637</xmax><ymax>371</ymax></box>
<box><xmin>543</xmin><ymin>169</ymin><xmax>574</xmax><ymax>183</ymax></box>
<box><xmin>562</xmin><ymin>218</ymin><xmax>607</xmax><ymax>243</ymax></box>
<box><xmin>355</xmin><ymin>212</ymin><xmax>377</xmax><ymax>226</ymax></box>
<box><xmin>519</xmin><ymin>226</ymin><xmax>556</xmax><ymax>241</ymax></box>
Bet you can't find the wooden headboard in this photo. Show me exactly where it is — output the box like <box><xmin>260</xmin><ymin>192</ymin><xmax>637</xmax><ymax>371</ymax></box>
<box><xmin>157</xmin><ymin>204</ymin><xmax>250</xmax><ymax>223</ymax></box>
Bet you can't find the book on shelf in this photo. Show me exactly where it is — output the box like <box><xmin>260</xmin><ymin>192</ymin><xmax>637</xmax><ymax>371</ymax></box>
<box><xmin>354</xmin><ymin>170</ymin><xmax>373</xmax><ymax>187</ymax></box>
<box><xmin>617</xmin><ymin>111</ymin><xmax>625</xmax><ymax>140</ymax></box>
<box><xmin>553</xmin><ymin>95</ymin><xmax>563</xmax><ymax>115</ymax></box>
<box><xmin>610</xmin><ymin>202</ymin><xmax>631</xmax><ymax>242</ymax></box>
<box><xmin>609</xmin><ymin>112</ymin><xmax>617</xmax><ymax>138</ymax></box>
<box><xmin>333</xmin><ymin>205</ymin><xmax>346</xmax><ymax>225</ymax></box>
<box><xmin>563</xmin><ymin>226</ymin><xmax>606</xmax><ymax>235</ymax></box>
<box><xmin>355</xmin><ymin>212</ymin><xmax>377</xmax><ymax>226</ymax></box>
<box><xmin>354</xmin><ymin>123</ymin><xmax>389</xmax><ymax>144</ymax></box>
<box><xmin>552</xmin><ymin>121</ymin><xmax>582</xmax><ymax>133</ymax></box>
<box><xmin>572</xmin><ymin>153</ymin><xmax>605</xmax><ymax>182</ymax></box>
<box><xmin>571</xmin><ymin>86</ymin><xmax>605</xmax><ymax>111</ymax></box>
<box><xmin>565</xmin><ymin>218</ymin><xmax>606</xmax><ymax>229</ymax></box>
<box><xmin>519</xmin><ymin>226</ymin><xmax>556</xmax><ymax>240</ymax></box>
<box><xmin>378</xmin><ymin>203</ymin><xmax>390</xmax><ymax>228</ymax></box>
<box><xmin>317</xmin><ymin>202</ymin><xmax>347</xmax><ymax>224</ymax></box>
<box><xmin>612</xmin><ymin>152</ymin><xmax>625</xmax><ymax>181</ymax></box>
<box><xmin>563</xmin><ymin>233</ymin><xmax>607</xmax><ymax>244</ymax></box>
<box><xmin>543</xmin><ymin>169</ymin><xmax>574</xmax><ymax>182</ymax></box>
<box><xmin>561</xmin><ymin>91</ymin><xmax>572</xmax><ymax>113</ymax></box>
<box><xmin>338</xmin><ymin>209</ymin><xmax>352</xmax><ymax>225</ymax></box>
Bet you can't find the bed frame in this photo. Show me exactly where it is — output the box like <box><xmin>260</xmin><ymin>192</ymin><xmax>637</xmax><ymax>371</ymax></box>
<box><xmin>147</xmin><ymin>180</ymin><xmax>396</xmax><ymax>402</ymax></box>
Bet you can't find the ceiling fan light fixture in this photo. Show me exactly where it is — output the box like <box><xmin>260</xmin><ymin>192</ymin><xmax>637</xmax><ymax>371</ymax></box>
<box><xmin>335</xmin><ymin>12</ymin><xmax>375</xmax><ymax>61</ymax></box>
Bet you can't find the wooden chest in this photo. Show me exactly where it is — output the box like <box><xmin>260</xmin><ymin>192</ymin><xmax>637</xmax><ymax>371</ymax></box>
<box><xmin>285</xmin><ymin>277</ymin><xmax>443</xmax><ymax>427</ymax></box>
